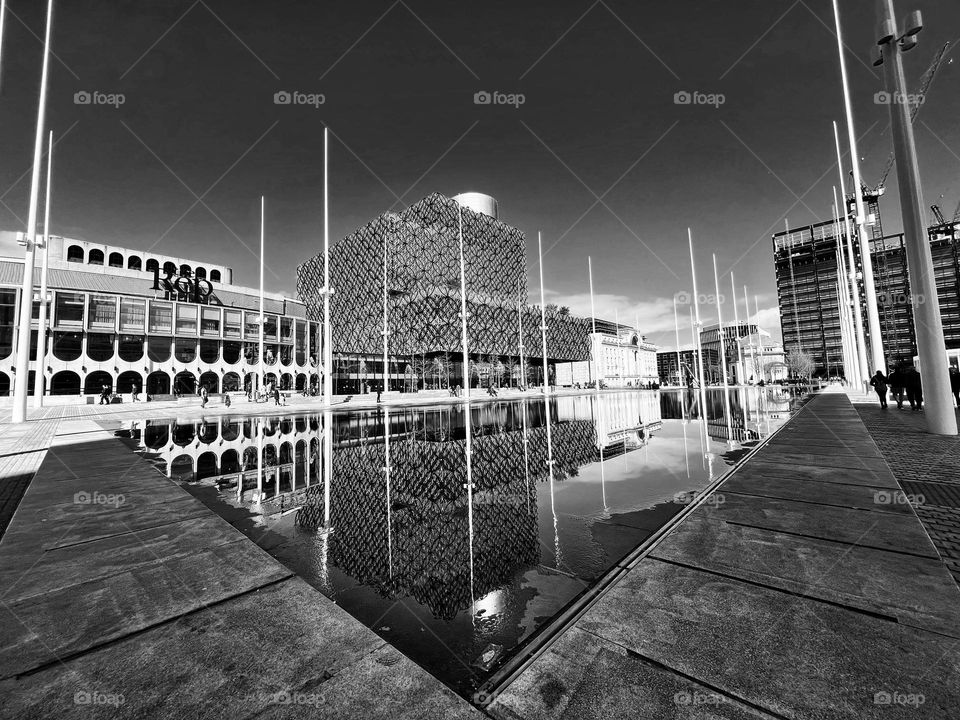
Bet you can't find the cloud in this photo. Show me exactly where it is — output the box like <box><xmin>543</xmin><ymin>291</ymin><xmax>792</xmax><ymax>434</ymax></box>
<box><xmin>538</xmin><ymin>287</ymin><xmax>783</xmax><ymax>350</ymax></box>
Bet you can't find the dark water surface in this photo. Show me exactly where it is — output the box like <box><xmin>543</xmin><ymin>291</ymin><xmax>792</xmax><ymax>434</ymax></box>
<box><xmin>112</xmin><ymin>387</ymin><xmax>804</xmax><ymax>696</ymax></box>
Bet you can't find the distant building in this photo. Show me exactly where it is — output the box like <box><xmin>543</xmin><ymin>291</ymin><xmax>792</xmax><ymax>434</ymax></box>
<box><xmin>700</xmin><ymin>322</ymin><xmax>758</xmax><ymax>384</ymax></box>
<box><xmin>555</xmin><ymin>319</ymin><xmax>658</xmax><ymax>387</ymax></box>
<box><xmin>656</xmin><ymin>346</ymin><xmax>719</xmax><ymax>386</ymax></box>
<box><xmin>770</xmin><ymin>188</ymin><xmax>960</xmax><ymax>376</ymax></box>
<box><xmin>737</xmin><ymin>331</ymin><xmax>787</xmax><ymax>383</ymax></box>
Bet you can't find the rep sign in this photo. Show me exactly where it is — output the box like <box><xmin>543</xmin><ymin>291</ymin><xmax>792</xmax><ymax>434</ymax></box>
<box><xmin>151</xmin><ymin>266</ymin><xmax>214</xmax><ymax>303</ymax></box>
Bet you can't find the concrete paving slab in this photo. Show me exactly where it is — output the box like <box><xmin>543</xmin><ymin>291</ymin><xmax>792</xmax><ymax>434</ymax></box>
<box><xmin>487</xmin><ymin>626</ymin><xmax>776</xmax><ymax>720</ymax></box>
<box><xmin>697</xmin><ymin>492</ymin><xmax>939</xmax><ymax>558</ymax></box>
<box><xmin>0</xmin><ymin>514</ymin><xmax>247</xmax><ymax>604</ymax></box>
<box><xmin>650</xmin><ymin>513</ymin><xmax>960</xmax><ymax>637</ymax></box>
<box><xmin>720</xmin><ymin>475</ymin><xmax>916</xmax><ymax>515</ymax></box>
<box><xmin>0</xmin><ymin>540</ymin><xmax>291</xmax><ymax>679</ymax></box>
<box><xmin>577</xmin><ymin>559</ymin><xmax>960</xmax><ymax>719</ymax></box>
<box><xmin>0</xmin><ymin>578</ymin><xmax>479</xmax><ymax>720</ymax></box>
<box><xmin>734</xmin><ymin>459</ymin><xmax>899</xmax><ymax>488</ymax></box>
<box><xmin>748</xmin><ymin>451</ymin><xmax>890</xmax><ymax>472</ymax></box>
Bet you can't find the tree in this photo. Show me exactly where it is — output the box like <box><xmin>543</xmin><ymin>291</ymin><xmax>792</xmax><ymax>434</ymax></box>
<box><xmin>785</xmin><ymin>349</ymin><xmax>815</xmax><ymax>379</ymax></box>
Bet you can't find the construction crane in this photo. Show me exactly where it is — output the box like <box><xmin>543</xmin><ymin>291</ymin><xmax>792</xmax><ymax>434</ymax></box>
<box><xmin>874</xmin><ymin>41</ymin><xmax>951</xmax><ymax>192</ymax></box>
<box><xmin>932</xmin><ymin>204</ymin><xmax>946</xmax><ymax>225</ymax></box>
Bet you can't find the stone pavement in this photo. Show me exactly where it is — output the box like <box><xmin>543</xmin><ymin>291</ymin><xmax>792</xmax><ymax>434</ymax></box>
<box><xmin>851</xmin><ymin>394</ymin><xmax>960</xmax><ymax>585</ymax></box>
<box><xmin>0</xmin><ymin>417</ymin><xmax>481</xmax><ymax>719</ymax></box>
<box><xmin>0</xmin><ymin>419</ymin><xmax>59</xmax><ymax>541</ymax></box>
<box><xmin>487</xmin><ymin>389</ymin><xmax>960</xmax><ymax>719</ymax></box>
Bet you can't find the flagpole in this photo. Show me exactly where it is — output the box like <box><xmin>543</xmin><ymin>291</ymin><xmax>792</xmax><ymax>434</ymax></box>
<box><xmin>833</xmin><ymin>122</ymin><xmax>870</xmax><ymax>390</ymax></box>
<box><xmin>744</xmin><ymin>285</ymin><xmax>755</xmax><ymax>383</ymax></box>
<box><xmin>323</xmin><ymin>127</ymin><xmax>333</xmax><ymax>404</ymax></box>
<box><xmin>457</xmin><ymin>204</ymin><xmax>470</xmax><ymax>399</ymax></box>
<box><xmin>730</xmin><ymin>272</ymin><xmax>744</xmax><ymax>385</ymax></box>
<box><xmin>516</xmin><ymin>279</ymin><xmax>525</xmax><ymax>390</ymax></box>
<box><xmin>754</xmin><ymin>294</ymin><xmax>763</xmax><ymax>381</ymax></box>
<box><xmin>259</xmin><ymin>196</ymin><xmax>265</xmax><ymax>396</ymax></box>
<box><xmin>538</xmin><ymin>231</ymin><xmax>550</xmax><ymax>394</ymax></box>
<box><xmin>833</xmin><ymin>0</ymin><xmax>885</xmax><ymax>375</ymax></box>
<box><xmin>673</xmin><ymin>296</ymin><xmax>682</xmax><ymax>386</ymax></box>
<box><xmin>0</xmin><ymin>0</ymin><xmax>7</xmax><ymax>93</ymax></box>
<box><xmin>33</xmin><ymin>130</ymin><xmax>53</xmax><ymax>407</ymax></box>
<box><xmin>382</xmin><ymin>234</ymin><xmax>389</xmax><ymax>399</ymax></box>
<box><xmin>588</xmin><ymin>256</ymin><xmax>598</xmax><ymax>388</ymax></box>
<box><xmin>12</xmin><ymin>0</ymin><xmax>53</xmax><ymax>424</ymax></box>
<box><xmin>688</xmin><ymin>229</ymin><xmax>707</xmax><ymax>394</ymax></box>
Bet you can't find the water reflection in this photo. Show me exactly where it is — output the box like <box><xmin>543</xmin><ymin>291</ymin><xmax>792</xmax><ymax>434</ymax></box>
<box><xmin>118</xmin><ymin>387</ymin><xmax>804</xmax><ymax>694</ymax></box>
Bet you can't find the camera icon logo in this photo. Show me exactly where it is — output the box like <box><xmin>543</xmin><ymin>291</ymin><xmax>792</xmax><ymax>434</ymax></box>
<box><xmin>474</xmin><ymin>91</ymin><xmax>492</xmax><ymax>105</ymax></box>
<box><xmin>674</xmin><ymin>290</ymin><xmax>691</xmax><ymax>305</ymax></box>
<box><xmin>273</xmin><ymin>91</ymin><xmax>292</xmax><ymax>105</ymax></box>
<box><xmin>874</xmin><ymin>691</ymin><xmax>892</xmax><ymax>705</ymax></box>
<box><xmin>73</xmin><ymin>91</ymin><xmax>91</xmax><ymax>105</ymax></box>
<box><xmin>674</xmin><ymin>90</ymin><xmax>692</xmax><ymax>105</ymax></box>
<box><xmin>874</xmin><ymin>91</ymin><xmax>891</xmax><ymax>105</ymax></box>
<box><xmin>873</xmin><ymin>490</ymin><xmax>892</xmax><ymax>505</ymax></box>
<box><xmin>73</xmin><ymin>491</ymin><xmax>91</xmax><ymax>504</ymax></box>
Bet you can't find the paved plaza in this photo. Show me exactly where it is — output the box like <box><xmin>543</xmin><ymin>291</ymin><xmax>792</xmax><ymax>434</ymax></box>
<box><xmin>0</xmin><ymin>388</ymin><xmax>958</xmax><ymax>718</ymax></box>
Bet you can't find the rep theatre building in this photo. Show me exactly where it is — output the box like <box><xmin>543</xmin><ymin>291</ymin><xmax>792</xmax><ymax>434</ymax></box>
<box><xmin>0</xmin><ymin>232</ymin><xmax>319</xmax><ymax>400</ymax></box>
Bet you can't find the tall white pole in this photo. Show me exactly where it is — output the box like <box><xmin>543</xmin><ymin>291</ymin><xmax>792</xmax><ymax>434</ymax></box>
<box><xmin>33</xmin><ymin>130</ymin><xmax>53</xmax><ymax>407</ymax></box>
<box><xmin>784</xmin><ymin>219</ymin><xmax>803</xmax><ymax>353</ymax></box>
<box><xmin>754</xmin><ymin>294</ymin><xmax>763</xmax><ymax>381</ymax></box>
<box><xmin>833</xmin><ymin>194</ymin><xmax>857</xmax><ymax>386</ymax></box>
<box><xmin>673</xmin><ymin>297</ymin><xmax>682</xmax><ymax>385</ymax></box>
<box><xmin>688</xmin><ymin>229</ymin><xmax>707</xmax><ymax>392</ymax></box>
<box><xmin>713</xmin><ymin>254</ymin><xmax>731</xmax><ymax>395</ymax></box>
<box><xmin>614</xmin><ymin>307</ymin><xmax>621</xmax><ymax>387</ymax></box>
<box><xmin>0</xmin><ymin>0</ymin><xmax>6</xmax><ymax>97</ymax></box>
<box><xmin>588</xmin><ymin>256</ymin><xmax>598</xmax><ymax>387</ymax></box>
<box><xmin>382</xmin><ymin>234</ymin><xmax>389</xmax><ymax>397</ymax></box>
<box><xmin>259</xmin><ymin>196</ymin><xmax>265</xmax><ymax>395</ymax></box>
<box><xmin>744</xmin><ymin>285</ymin><xmax>755</xmax><ymax>383</ymax></box>
<box><xmin>730</xmin><ymin>272</ymin><xmax>744</xmax><ymax>385</ymax></box>
<box><xmin>833</xmin><ymin>123</ymin><xmax>870</xmax><ymax>389</ymax></box>
<box><xmin>12</xmin><ymin>0</ymin><xmax>53</xmax><ymax>424</ymax></box>
<box><xmin>517</xmin><ymin>279</ymin><xmax>525</xmax><ymax>390</ymax></box>
<box><xmin>537</xmin><ymin>231</ymin><xmax>549</xmax><ymax>394</ymax></box>
<box><xmin>833</xmin><ymin>0</ymin><xmax>885</xmax><ymax>374</ymax></box>
<box><xmin>457</xmin><ymin>204</ymin><xmax>470</xmax><ymax>399</ymax></box>
<box><xmin>877</xmin><ymin>0</ymin><xmax>956</xmax><ymax>434</ymax></box>
<box><xmin>323</xmin><ymin>128</ymin><xmax>333</xmax><ymax>403</ymax></box>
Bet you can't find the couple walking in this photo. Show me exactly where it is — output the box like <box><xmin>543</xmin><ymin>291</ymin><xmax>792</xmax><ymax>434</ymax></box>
<box><xmin>869</xmin><ymin>365</ymin><xmax>925</xmax><ymax>411</ymax></box>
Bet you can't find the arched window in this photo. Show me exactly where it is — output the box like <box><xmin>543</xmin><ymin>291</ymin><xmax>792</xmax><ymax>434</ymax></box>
<box><xmin>210</xmin><ymin>270</ymin><xmax>221</xmax><ymax>282</ymax></box>
<box><xmin>222</xmin><ymin>372</ymin><xmax>241</xmax><ymax>392</ymax></box>
<box><xmin>146</xmin><ymin>371</ymin><xmax>170</xmax><ymax>395</ymax></box>
<box><xmin>50</xmin><ymin>370</ymin><xmax>81</xmax><ymax>395</ymax></box>
<box><xmin>180</xmin><ymin>264</ymin><xmax>191</xmax><ymax>277</ymax></box>
<box><xmin>67</xmin><ymin>245</ymin><xmax>84</xmax><ymax>263</ymax></box>
<box><xmin>52</xmin><ymin>332</ymin><xmax>82</xmax><ymax>362</ymax></box>
<box><xmin>108</xmin><ymin>252</ymin><xmax>123</xmax><ymax>268</ymax></box>
<box><xmin>88</xmin><ymin>249</ymin><xmax>104</xmax><ymax>265</ymax></box>
<box><xmin>147</xmin><ymin>337</ymin><xmax>171</xmax><ymax>363</ymax></box>
<box><xmin>117</xmin><ymin>371</ymin><xmax>143</xmax><ymax>395</ymax></box>
<box><xmin>163</xmin><ymin>261</ymin><xmax>177</xmax><ymax>275</ymax></box>
<box><xmin>199</xmin><ymin>339</ymin><xmax>219</xmax><ymax>364</ymax></box>
<box><xmin>199</xmin><ymin>371</ymin><xmax>219</xmax><ymax>393</ymax></box>
<box><xmin>146</xmin><ymin>259</ymin><xmax>159</xmax><ymax>274</ymax></box>
<box><xmin>83</xmin><ymin>370</ymin><xmax>113</xmax><ymax>395</ymax></box>
<box><xmin>86</xmin><ymin>333</ymin><xmax>115</xmax><ymax>362</ymax></box>
<box><xmin>127</xmin><ymin>256</ymin><xmax>142</xmax><ymax>271</ymax></box>
<box><xmin>118</xmin><ymin>335</ymin><xmax>144</xmax><ymax>362</ymax></box>
<box><xmin>175</xmin><ymin>338</ymin><xmax>196</xmax><ymax>363</ymax></box>
<box><xmin>194</xmin><ymin>267</ymin><xmax>206</xmax><ymax>279</ymax></box>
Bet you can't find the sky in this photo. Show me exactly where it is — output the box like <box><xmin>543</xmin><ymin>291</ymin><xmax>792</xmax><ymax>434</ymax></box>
<box><xmin>1</xmin><ymin>0</ymin><xmax>959</xmax><ymax>350</ymax></box>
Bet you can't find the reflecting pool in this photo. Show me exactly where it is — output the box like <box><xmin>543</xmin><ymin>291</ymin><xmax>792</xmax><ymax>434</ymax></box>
<box><xmin>114</xmin><ymin>386</ymin><xmax>806</xmax><ymax>696</ymax></box>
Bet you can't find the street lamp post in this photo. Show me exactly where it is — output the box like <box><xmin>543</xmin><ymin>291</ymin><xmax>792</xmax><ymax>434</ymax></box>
<box><xmin>588</xmin><ymin>256</ymin><xmax>598</xmax><ymax>388</ymax></box>
<box><xmin>875</xmin><ymin>1</ymin><xmax>957</xmax><ymax>435</ymax></box>
<box><xmin>11</xmin><ymin>0</ymin><xmax>53</xmax><ymax>424</ymax></box>
<box><xmin>457</xmin><ymin>204</ymin><xmax>470</xmax><ymax>399</ymax></box>
<box><xmin>537</xmin><ymin>231</ymin><xmax>549</xmax><ymax>394</ymax></box>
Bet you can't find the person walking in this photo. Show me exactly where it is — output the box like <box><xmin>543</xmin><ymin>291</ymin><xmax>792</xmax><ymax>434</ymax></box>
<box><xmin>200</xmin><ymin>385</ymin><xmax>208</xmax><ymax>408</ymax></box>
<box><xmin>100</xmin><ymin>384</ymin><xmax>110</xmax><ymax>405</ymax></box>
<box><xmin>869</xmin><ymin>370</ymin><xmax>888</xmax><ymax>409</ymax></box>
<box><xmin>949</xmin><ymin>366</ymin><xmax>960</xmax><ymax>408</ymax></box>
<box><xmin>887</xmin><ymin>366</ymin><xmax>904</xmax><ymax>410</ymax></box>
<box><xmin>131</xmin><ymin>383</ymin><xmax>140</xmax><ymax>403</ymax></box>
<box><xmin>903</xmin><ymin>366</ymin><xmax>923</xmax><ymax>411</ymax></box>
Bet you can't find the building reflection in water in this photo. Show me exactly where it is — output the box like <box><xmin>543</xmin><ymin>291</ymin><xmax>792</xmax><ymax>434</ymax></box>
<box><xmin>116</xmin><ymin>387</ymin><xmax>801</xmax><ymax>691</ymax></box>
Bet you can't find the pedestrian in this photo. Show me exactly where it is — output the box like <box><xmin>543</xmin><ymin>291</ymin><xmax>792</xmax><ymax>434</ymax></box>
<box><xmin>869</xmin><ymin>370</ymin><xmax>888</xmax><ymax>408</ymax></box>
<box><xmin>903</xmin><ymin>365</ymin><xmax>923</xmax><ymax>411</ymax></box>
<box><xmin>200</xmin><ymin>385</ymin><xmax>208</xmax><ymax>408</ymax></box>
<box><xmin>131</xmin><ymin>383</ymin><xmax>140</xmax><ymax>403</ymax></box>
<box><xmin>224</xmin><ymin>393</ymin><xmax>232</xmax><ymax>408</ymax></box>
<box><xmin>274</xmin><ymin>386</ymin><xmax>281</xmax><ymax>406</ymax></box>
<box><xmin>100</xmin><ymin>384</ymin><xmax>110</xmax><ymax>405</ymax></box>
<box><xmin>950</xmin><ymin>366</ymin><xmax>960</xmax><ymax>408</ymax></box>
<box><xmin>887</xmin><ymin>366</ymin><xmax>905</xmax><ymax>409</ymax></box>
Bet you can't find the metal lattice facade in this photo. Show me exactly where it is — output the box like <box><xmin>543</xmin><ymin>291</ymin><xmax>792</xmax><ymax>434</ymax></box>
<box><xmin>296</xmin><ymin>193</ymin><xmax>590</xmax><ymax>367</ymax></box>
